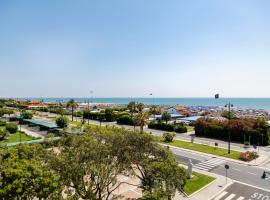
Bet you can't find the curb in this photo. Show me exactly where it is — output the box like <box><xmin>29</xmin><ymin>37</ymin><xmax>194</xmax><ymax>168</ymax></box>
<box><xmin>177</xmin><ymin>164</ymin><xmax>230</xmax><ymax>200</ymax></box>
<box><xmin>207</xmin><ymin>180</ymin><xmax>234</xmax><ymax>200</ymax></box>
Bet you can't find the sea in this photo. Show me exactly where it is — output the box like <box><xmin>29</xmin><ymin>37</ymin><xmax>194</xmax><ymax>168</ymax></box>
<box><xmin>14</xmin><ymin>98</ymin><xmax>270</xmax><ymax>110</ymax></box>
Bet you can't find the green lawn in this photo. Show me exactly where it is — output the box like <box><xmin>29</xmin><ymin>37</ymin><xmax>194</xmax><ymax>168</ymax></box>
<box><xmin>2</xmin><ymin>132</ymin><xmax>36</xmax><ymax>144</ymax></box>
<box><xmin>0</xmin><ymin>126</ymin><xmax>37</xmax><ymax>145</ymax></box>
<box><xmin>165</xmin><ymin>140</ymin><xmax>241</xmax><ymax>160</ymax></box>
<box><xmin>186</xmin><ymin>126</ymin><xmax>195</xmax><ymax>132</ymax></box>
<box><xmin>69</xmin><ymin>120</ymin><xmax>82</xmax><ymax>126</ymax></box>
<box><xmin>184</xmin><ymin>172</ymin><xmax>215</xmax><ymax>195</ymax></box>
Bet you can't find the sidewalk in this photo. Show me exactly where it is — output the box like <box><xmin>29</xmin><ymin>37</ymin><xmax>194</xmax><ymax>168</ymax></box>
<box><xmin>20</xmin><ymin>126</ymin><xmax>44</xmax><ymax>138</ymax></box>
<box><xmin>174</xmin><ymin>164</ymin><xmax>233</xmax><ymax>200</ymax></box>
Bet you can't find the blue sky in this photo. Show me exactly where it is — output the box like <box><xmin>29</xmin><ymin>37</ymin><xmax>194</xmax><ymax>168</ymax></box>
<box><xmin>0</xmin><ymin>0</ymin><xmax>270</xmax><ymax>98</ymax></box>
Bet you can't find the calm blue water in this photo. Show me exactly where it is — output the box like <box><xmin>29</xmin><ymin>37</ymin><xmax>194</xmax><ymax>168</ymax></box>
<box><xmin>16</xmin><ymin>98</ymin><xmax>270</xmax><ymax>110</ymax></box>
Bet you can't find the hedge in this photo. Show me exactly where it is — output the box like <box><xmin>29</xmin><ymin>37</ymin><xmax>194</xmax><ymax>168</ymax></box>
<box><xmin>148</xmin><ymin>122</ymin><xmax>175</xmax><ymax>131</ymax></box>
<box><xmin>148</xmin><ymin>122</ymin><xmax>188</xmax><ymax>133</ymax></box>
<box><xmin>194</xmin><ymin>118</ymin><xmax>270</xmax><ymax>146</ymax></box>
<box><xmin>117</xmin><ymin>116</ymin><xmax>134</xmax><ymax>125</ymax></box>
<box><xmin>175</xmin><ymin>125</ymin><xmax>188</xmax><ymax>133</ymax></box>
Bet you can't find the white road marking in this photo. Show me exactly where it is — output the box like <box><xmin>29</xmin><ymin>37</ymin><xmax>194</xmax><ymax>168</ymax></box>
<box><xmin>214</xmin><ymin>191</ymin><xmax>228</xmax><ymax>200</ymax></box>
<box><xmin>247</xmin><ymin>172</ymin><xmax>257</xmax><ymax>175</ymax></box>
<box><xmin>224</xmin><ymin>194</ymin><xmax>236</xmax><ymax>200</ymax></box>
<box><xmin>236</xmin><ymin>197</ymin><xmax>245</xmax><ymax>200</ymax></box>
<box><xmin>232</xmin><ymin>168</ymin><xmax>241</xmax><ymax>172</ymax></box>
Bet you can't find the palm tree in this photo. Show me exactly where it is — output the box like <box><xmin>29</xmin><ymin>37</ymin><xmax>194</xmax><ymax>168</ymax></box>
<box><xmin>127</xmin><ymin>101</ymin><xmax>137</xmax><ymax>117</ymax></box>
<box><xmin>161</xmin><ymin>111</ymin><xmax>171</xmax><ymax>124</ymax></box>
<box><xmin>149</xmin><ymin>105</ymin><xmax>161</xmax><ymax>120</ymax></box>
<box><xmin>66</xmin><ymin>99</ymin><xmax>78</xmax><ymax>121</ymax></box>
<box><xmin>134</xmin><ymin>111</ymin><xmax>149</xmax><ymax>133</ymax></box>
<box><xmin>136</xmin><ymin>103</ymin><xmax>145</xmax><ymax>113</ymax></box>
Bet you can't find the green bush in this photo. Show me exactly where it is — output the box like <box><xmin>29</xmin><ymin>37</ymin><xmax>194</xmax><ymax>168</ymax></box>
<box><xmin>56</xmin><ymin>116</ymin><xmax>69</xmax><ymax>128</ymax></box>
<box><xmin>163</xmin><ymin>132</ymin><xmax>176</xmax><ymax>142</ymax></box>
<box><xmin>83</xmin><ymin>110</ymin><xmax>102</xmax><ymax>120</ymax></box>
<box><xmin>175</xmin><ymin>125</ymin><xmax>188</xmax><ymax>133</ymax></box>
<box><xmin>148</xmin><ymin>122</ymin><xmax>175</xmax><ymax>131</ymax></box>
<box><xmin>6</xmin><ymin>123</ymin><xmax>18</xmax><ymax>134</ymax></box>
<box><xmin>104</xmin><ymin>108</ymin><xmax>116</xmax><ymax>122</ymax></box>
<box><xmin>0</xmin><ymin>128</ymin><xmax>8</xmax><ymax>141</ymax></box>
<box><xmin>0</xmin><ymin>120</ymin><xmax>6</xmax><ymax>126</ymax></box>
<box><xmin>117</xmin><ymin>116</ymin><xmax>134</xmax><ymax>125</ymax></box>
<box><xmin>0</xmin><ymin>108</ymin><xmax>14</xmax><ymax>117</ymax></box>
<box><xmin>20</xmin><ymin>111</ymin><xmax>33</xmax><ymax>119</ymax></box>
<box><xmin>9</xmin><ymin>117</ymin><xmax>17</xmax><ymax>122</ymax></box>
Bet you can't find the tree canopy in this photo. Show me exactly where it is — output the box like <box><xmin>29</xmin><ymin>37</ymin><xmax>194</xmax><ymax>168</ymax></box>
<box><xmin>0</xmin><ymin>126</ymin><xmax>187</xmax><ymax>199</ymax></box>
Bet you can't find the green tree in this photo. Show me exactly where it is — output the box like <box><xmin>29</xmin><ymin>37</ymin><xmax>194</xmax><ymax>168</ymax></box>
<box><xmin>104</xmin><ymin>108</ymin><xmax>115</xmax><ymax>122</ymax></box>
<box><xmin>161</xmin><ymin>111</ymin><xmax>171</xmax><ymax>124</ymax></box>
<box><xmin>66</xmin><ymin>99</ymin><xmax>78</xmax><ymax>121</ymax></box>
<box><xmin>134</xmin><ymin>111</ymin><xmax>149</xmax><ymax>132</ymax></box>
<box><xmin>20</xmin><ymin>111</ymin><xmax>33</xmax><ymax>119</ymax></box>
<box><xmin>5</xmin><ymin>123</ymin><xmax>18</xmax><ymax>134</ymax></box>
<box><xmin>149</xmin><ymin>105</ymin><xmax>161</xmax><ymax>118</ymax></box>
<box><xmin>49</xmin><ymin>126</ymin><xmax>186</xmax><ymax>199</ymax></box>
<box><xmin>56</xmin><ymin>116</ymin><xmax>69</xmax><ymax>128</ymax></box>
<box><xmin>127</xmin><ymin>101</ymin><xmax>137</xmax><ymax>116</ymax></box>
<box><xmin>50</xmin><ymin>129</ymin><xmax>131</xmax><ymax>199</ymax></box>
<box><xmin>122</xmin><ymin>130</ymin><xmax>186</xmax><ymax>198</ymax></box>
<box><xmin>136</xmin><ymin>103</ymin><xmax>145</xmax><ymax>113</ymax></box>
<box><xmin>0</xmin><ymin>144</ymin><xmax>61</xmax><ymax>199</ymax></box>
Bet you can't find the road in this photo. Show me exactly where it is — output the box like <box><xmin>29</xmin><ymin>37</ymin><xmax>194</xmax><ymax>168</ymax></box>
<box><xmin>212</xmin><ymin>182</ymin><xmax>270</xmax><ymax>200</ymax></box>
<box><xmin>170</xmin><ymin>147</ymin><xmax>270</xmax><ymax>191</ymax></box>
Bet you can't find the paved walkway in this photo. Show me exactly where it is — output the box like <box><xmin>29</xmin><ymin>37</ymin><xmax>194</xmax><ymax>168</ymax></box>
<box><xmin>20</xmin><ymin>126</ymin><xmax>44</xmax><ymax>138</ymax></box>
<box><xmin>175</xmin><ymin>164</ymin><xmax>233</xmax><ymax>200</ymax></box>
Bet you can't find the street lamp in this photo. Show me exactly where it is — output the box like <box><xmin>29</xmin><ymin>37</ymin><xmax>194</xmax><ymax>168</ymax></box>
<box><xmin>225</xmin><ymin>102</ymin><xmax>233</xmax><ymax>154</ymax></box>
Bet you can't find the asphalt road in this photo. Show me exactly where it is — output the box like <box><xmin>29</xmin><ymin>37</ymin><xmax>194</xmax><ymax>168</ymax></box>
<box><xmin>171</xmin><ymin>147</ymin><xmax>270</xmax><ymax>191</ymax></box>
<box><xmin>212</xmin><ymin>182</ymin><xmax>270</xmax><ymax>200</ymax></box>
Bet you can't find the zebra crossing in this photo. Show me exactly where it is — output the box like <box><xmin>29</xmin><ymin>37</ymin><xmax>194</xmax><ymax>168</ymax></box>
<box><xmin>214</xmin><ymin>191</ymin><xmax>247</xmax><ymax>200</ymax></box>
<box><xmin>193</xmin><ymin>157</ymin><xmax>225</xmax><ymax>171</ymax></box>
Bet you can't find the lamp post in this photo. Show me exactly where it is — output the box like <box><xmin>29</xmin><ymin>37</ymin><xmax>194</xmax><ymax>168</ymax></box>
<box><xmin>225</xmin><ymin>102</ymin><xmax>233</xmax><ymax>154</ymax></box>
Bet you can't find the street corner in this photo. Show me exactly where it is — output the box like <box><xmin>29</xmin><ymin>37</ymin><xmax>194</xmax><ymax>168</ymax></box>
<box><xmin>211</xmin><ymin>182</ymin><xmax>270</xmax><ymax>200</ymax></box>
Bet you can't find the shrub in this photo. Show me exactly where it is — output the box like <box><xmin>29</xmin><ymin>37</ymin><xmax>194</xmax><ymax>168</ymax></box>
<box><xmin>0</xmin><ymin>128</ymin><xmax>8</xmax><ymax>141</ymax></box>
<box><xmin>240</xmin><ymin>151</ymin><xmax>259</xmax><ymax>161</ymax></box>
<box><xmin>175</xmin><ymin>125</ymin><xmax>187</xmax><ymax>133</ymax></box>
<box><xmin>6</xmin><ymin>123</ymin><xmax>18</xmax><ymax>134</ymax></box>
<box><xmin>117</xmin><ymin>116</ymin><xmax>134</xmax><ymax>125</ymax></box>
<box><xmin>148</xmin><ymin>122</ymin><xmax>175</xmax><ymax>132</ymax></box>
<box><xmin>0</xmin><ymin>120</ymin><xmax>6</xmax><ymax>126</ymax></box>
<box><xmin>9</xmin><ymin>117</ymin><xmax>17</xmax><ymax>122</ymax></box>
<box><xmin>244</xmin><ymin>141</ymin><xmax>250</xmax><ymax>146</ymax></box>
<box><xmin>20</xmin><ymin>111</ymin><xmax>33</xmax><ymax>119</ymax></box>
<box><xmin>163</xmin><ymin>132</ymin><xmax>176</xmax><ymax>142</ymax></box>
<box><xmin>83</xmin><ymin>111</ymin><xmax>102</xmax><ymax>120</ymax></box>
<box><xmin>56</xmin><ymin>116</ymin><xmax>69</xmax><ymax>128</ymax></box>
<box><xmin>105</xmin><ymin>108</ymin><xmax>115</xmax><ymax>122</ymax></box>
